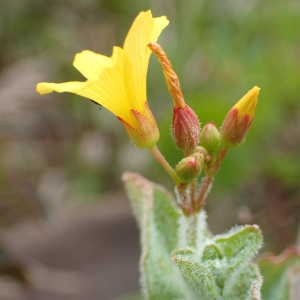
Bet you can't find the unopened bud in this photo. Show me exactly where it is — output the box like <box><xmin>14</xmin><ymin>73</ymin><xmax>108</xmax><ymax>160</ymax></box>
<box><xmin>172</xmin><ymin>105</ymin><xmax>200</xmax><ymax>151</ymax></box>
<box><xmin>148</xmin><ymin>42</ymin><xmax>200</xmax><ymax>151</ymax></box>
<box><xmin>200</xmin><ymin>122</ymin><xmax>220</xmax><ymax>153</ymax></box>
<box><xmin>175</xmin><ymin>152</ymin><xmax>203</xmax><ymax>183</ymax></box>
<box><xmin>220</xmin><ymin>86</ymin><xmax>260</xmax><ymax>148</ymax></box>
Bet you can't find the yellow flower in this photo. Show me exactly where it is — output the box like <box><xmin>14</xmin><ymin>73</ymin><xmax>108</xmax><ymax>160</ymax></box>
<box><xmin>36</xmin><ymin>11</ymin><xmax>169</xmax><ymax>149</ymax></box>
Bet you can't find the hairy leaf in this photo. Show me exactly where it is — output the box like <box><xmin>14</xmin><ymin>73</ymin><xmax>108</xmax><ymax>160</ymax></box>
<box><xmin>123</xmin><ymin>172</ymin><xmax>183</xmax><ymax>299</ymax></box>
<box><xmin>171</xmin><ymin>249</ymin><xmax>220</xmax><ymax>300</ymax></box>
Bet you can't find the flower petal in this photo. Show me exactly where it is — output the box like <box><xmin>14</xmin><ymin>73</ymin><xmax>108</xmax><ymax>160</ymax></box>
<box><xmin>73</xmin><ymin>50</ymin><xmax>113</xmax><ymax>80</ymax></box>
<box><xmin>148</xmin><ymin>16</ymin><xmax>170</xmax><ymax>60</ymax></box>
<box><xmin>36</xmin><ymin>47</ymin><xmax>133</xmax><ymax>123</ymax></box>
<box><xmin>123</xmin><ymin>10</ymin><xmax>169</xmax><ymax>114</ymax></box>
<box><xmin>36</xmin><ymin>81</ymin><xmax>87</xmax><ymax>95</ymax></box>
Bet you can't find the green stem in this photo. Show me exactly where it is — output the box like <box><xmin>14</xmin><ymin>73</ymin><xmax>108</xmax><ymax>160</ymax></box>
<box><xmin>149</xmin><ymin>145</ymin><xmax>180</xmax><ymax>186</ymax></box>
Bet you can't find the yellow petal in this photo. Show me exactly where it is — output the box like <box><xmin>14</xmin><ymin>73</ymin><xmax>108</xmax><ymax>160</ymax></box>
<box><xmin>73</xmin><ymin>50</ymin><xmax>113</xmax><ymax>80</ymax></box>
<box><xmin>36</xmin><ymin>81</ymin><xmax>88</xmax><ymax>94</ymax></box>
<box><xmin>233</xmin><ymin>86</ymin><xmax>261</xmax><ymax>121</ymax></box>
<box><xmin>123</xmin><ymin>10</ymin><xmax>169</xmax><ymax>114</ymax></box>
<box><xmin>147</xmin><ymin>16</ymin><xmax>170</xmax><ymax>60</ymax></box>
<box><xmin>36</xmin><ymin>47</ymin><xmax>133</xmax><ymax>124</ymax></box>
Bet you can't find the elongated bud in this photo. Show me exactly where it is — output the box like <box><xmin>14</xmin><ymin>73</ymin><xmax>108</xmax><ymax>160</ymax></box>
<box><xmin>172</xmin><ymin>105</ymin><xmax>200</xmax><ymax>151</ymax></box>
<box><xmin>220</xmin><ymin>86</ymin><xmax>260</xmax><ymax>148</ymax></box>
<box><xmin>175</xmin><ymin>152</ymin><xmax>204</xmax><ymax>183</ymax></box>
<box><xmin>148</xmin><ymin>42</ymin><xmax>200</xmax><ymax>151</ymax></box>
<box><xmin>200</xmin><ymin>122</ymin><xmax>220</xmax><ymax>153</ymax></box>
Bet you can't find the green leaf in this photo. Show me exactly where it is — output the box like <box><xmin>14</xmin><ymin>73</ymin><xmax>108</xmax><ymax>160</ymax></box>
<box><xmin>171</xmin><ymin>226</ymin><xmax>263</xmax><ymax>300</ymax></box>
<box><xmin>152</xmin><ymin>184</ymin><xmax>181</xmax><ymax>254</ymax></box>
<box><xmin>208</xmin><ymin>225</ymin><xmax>263</xmax><ymax>292</ymax></box>
<box><xmin>171</xmin><ymin>249</ymin><xmax>220</xmax><ymax>300</ymax></box>
<box><xmin>123</xmin><ymin>174</ymin><xmax>265</xmax><ymax>300</ymax></box>
<box><xmin>214</xmin><ymin>225</ymin><xmax>263</xmax><ymax>263</ymax></box>
<box><xmin>201</xmin><ymin>244</ymin><xmax>222</xmax><ymax>261</ymax></box>
<box><xmin>122</xmin><ymin>172</ymin><xmax>183</xmax><ymax>300</ymax></box>
<box><xmin>222</xmin><ymin>264</ymin><xmax>262</xmax><ymax>300</ymax></box>
<box><xmin>122</xmin><ymin>172</ymin><xmax>152</xmax><ymax>228</ymax></box>
<box><xmin>258</xmin><ymin>246</ymin><xmax>300</xmax><ymax>300</ymax></box>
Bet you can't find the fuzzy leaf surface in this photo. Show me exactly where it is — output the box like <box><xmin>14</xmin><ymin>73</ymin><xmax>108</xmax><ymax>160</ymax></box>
<box><xmin>171</xmin><ymin>249</ymin><xmax>220</xmax><ymax>300</ymax></box>
<box><xmin>123</xmin><ymin>172</ymin><xmax>183</xmax><ymax>300</ymax></box>
<box><xmin>222</xmin><ymin>264</ymin><xmax>262</xmax><ymax>300</ymax></box>
<box><xmin>210</xmin><ymin>225</ymin><xmax>263</xmax><ymax>291</ymax></box>
<box><xmin>172</xmin><ymin>226</ymin><xmax>263</xmax><ymax>300</ymax></box>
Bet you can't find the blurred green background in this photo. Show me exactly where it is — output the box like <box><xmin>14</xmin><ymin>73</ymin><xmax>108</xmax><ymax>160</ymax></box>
<box><xmin>0</xmin><ymin>0</ymin><xmax>300</xmax><ymax>298</ymax></box>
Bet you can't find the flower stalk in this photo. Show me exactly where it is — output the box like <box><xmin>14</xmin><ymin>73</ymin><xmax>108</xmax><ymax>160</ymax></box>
<box><xmin>149</xmin><ymin>145</ymin><xmax>181</xmax><ymax>186</ymax></box>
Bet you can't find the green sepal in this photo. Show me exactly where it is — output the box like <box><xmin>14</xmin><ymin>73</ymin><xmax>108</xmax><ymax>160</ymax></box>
<box><xmin>258</xmin><ymin>246</ymin><xmax>300</xmax><ymax>300</ymax></box>
<box><xmin>122</xmin><ymin>172</ymin><xmax>183</xmax><ymax>300</ymax></box>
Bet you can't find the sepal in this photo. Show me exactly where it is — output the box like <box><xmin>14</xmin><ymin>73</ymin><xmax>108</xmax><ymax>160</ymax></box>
<box><xmin>118</xmin><ymin>102</ymin><xmax>159</xmax><ymax>149</ymax></box>
<box><xmin>220</xmin><ymin>108</ymin><xmax>251</xmax><ymax>148</ymax></box>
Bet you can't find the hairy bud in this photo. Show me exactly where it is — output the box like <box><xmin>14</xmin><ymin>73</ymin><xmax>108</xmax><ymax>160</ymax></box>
<box><xmin>200</xmin><ymin>122</ymin><xmax>220</xmax><ymax>153</ymax></box>
<box><xmin>220</xmin><ymin>86</ymin><xmax>260</xmax><ymax>148</ymax></box>
<box><xmin>172</xmin><ymin>105</ymin><xmax>200</xmax><ymax>151</ymax></box>
<box><xmin>175</xmin><ymin>152</ymin><xmax>204</xmax><ymax>183</ymax></box>
<box><xmin>148</xmin><ymin>42</ymin><xmax>200</xmax><ymax>151</ymax></box>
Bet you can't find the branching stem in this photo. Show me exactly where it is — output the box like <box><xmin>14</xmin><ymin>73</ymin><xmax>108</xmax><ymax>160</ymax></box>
<box><xmin>195</xmin><ymin>147</ymin><xmax>229</xmax><ymax>211</ymax></box>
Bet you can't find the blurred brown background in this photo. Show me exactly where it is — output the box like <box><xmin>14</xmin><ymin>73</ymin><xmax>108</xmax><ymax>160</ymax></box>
<box><xmin>0</xmin><ymin>0</ymin><xmax>300</xmax><ymax>299</ymax></box>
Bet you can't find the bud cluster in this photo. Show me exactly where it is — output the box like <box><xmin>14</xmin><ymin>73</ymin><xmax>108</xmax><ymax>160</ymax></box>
<box><xmin>149</xmin><ymin>41</ymin><xmax>260</xmax><ymax>214</ymax></box>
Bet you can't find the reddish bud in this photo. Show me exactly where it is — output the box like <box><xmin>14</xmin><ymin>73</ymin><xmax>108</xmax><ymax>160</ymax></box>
<box><xmin>220</xmin><ymin>86</ymin><xmax>260</xmax><ymax>148</ymax></box>
<box><xmin>148</xmin><ymin>42</ymin><xmax>200</xmax><ymax>151</ymax></box>
<box><xmin>172</xmin><ymin>104</ymin><xmax>200</xmax><ymax>151</ymax></box>
<box><xmin>220</xmin><ymin>109</ymin><xmax>250</xmax><ymax>148</ymax></box>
